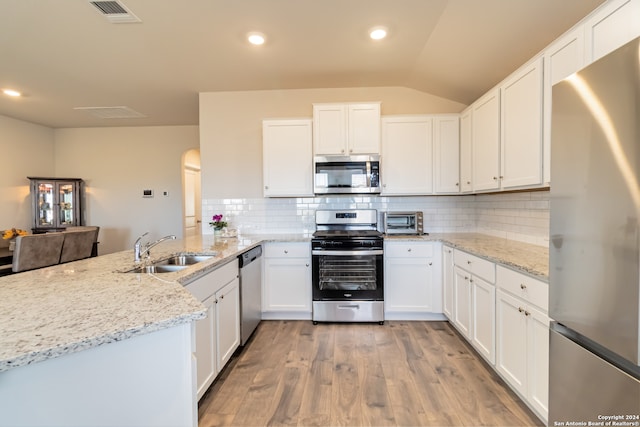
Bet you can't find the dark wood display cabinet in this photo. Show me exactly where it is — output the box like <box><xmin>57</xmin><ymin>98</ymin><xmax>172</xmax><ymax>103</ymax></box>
<box><xmin>29</xmin><ymin>177</ymin><xmax>85</xmax><ymax>234</ymax></box>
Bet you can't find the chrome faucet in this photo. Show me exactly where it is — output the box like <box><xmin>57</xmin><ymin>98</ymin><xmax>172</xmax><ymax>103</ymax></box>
<box><xmin>134</xmin><ymin>232</ymin><xmax>176</xmax><ymax>262</ymax></box>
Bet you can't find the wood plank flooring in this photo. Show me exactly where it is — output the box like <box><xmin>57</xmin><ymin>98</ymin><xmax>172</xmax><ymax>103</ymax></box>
<box><xmin>198</xmin><ymin>320</ymin><xmax>543</xmax><ymax>427</ymax></box>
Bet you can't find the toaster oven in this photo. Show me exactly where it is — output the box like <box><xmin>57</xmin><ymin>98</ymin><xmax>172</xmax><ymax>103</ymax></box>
<box><xmin>383</xmin><ymin>211</ymin><xmax>424</xmax><ymax>235</ymax></box>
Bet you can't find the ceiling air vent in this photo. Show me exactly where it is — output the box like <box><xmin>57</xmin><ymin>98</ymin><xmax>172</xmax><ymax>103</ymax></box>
<box><xmin>89</xmin><ymin>1</ymin><xmax>141</xmax><ymax>23</ymax></box>
<box><xmin>73</xmin><ymin>106</ymin><xmax>146</xmax><ymax>119</ymax></box>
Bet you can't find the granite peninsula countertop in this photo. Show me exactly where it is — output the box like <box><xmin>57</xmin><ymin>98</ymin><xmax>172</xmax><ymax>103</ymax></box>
<box><xmin>0</xmin><ymin>233</ymin><xmax>308</xmax><ymax>373</ymax></box>
<box><xmin>0</xmin><ymin>231</ymin><xmax>545</xmax><ymax>373</ymax></box>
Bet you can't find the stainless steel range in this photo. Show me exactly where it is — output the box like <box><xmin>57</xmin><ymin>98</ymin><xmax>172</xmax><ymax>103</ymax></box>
<box><xmin>311</xmin><ymin>209</ymin><xmax>384</xmax><ymax>324</ymax></box>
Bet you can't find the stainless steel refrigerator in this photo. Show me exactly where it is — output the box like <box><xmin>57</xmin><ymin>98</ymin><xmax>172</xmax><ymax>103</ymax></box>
<box><xmin>549</xmin><ymin>36</ymin><xmax>640</xmax><ymax>424</ymax></box>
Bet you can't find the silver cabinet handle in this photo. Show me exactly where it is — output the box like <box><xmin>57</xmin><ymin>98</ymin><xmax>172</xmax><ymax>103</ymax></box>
<box><xmin>520</xmin><ymin>283</ymin><xmax>527</xmax><ymax>289</ymax></box>
<box><xmin>284</xmin><ymin>250</ymin><xmax>288</xmax><ymax>254</ymax></box>
<box><xmin>524</xmin><ymin>310</ymin><xmax>530</xmax><ymax>316</ymax></box>
<box><xmin>407</xmin><ymin>248</ymin><xmax>412</xmax><ymax>252</ymax></box>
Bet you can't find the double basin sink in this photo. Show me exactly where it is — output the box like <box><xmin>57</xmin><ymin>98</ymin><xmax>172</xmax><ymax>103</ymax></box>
<box><xmin>126</xmin><ymin>254</ymin><xmax>214</xmax><ymax>274</ymax></box>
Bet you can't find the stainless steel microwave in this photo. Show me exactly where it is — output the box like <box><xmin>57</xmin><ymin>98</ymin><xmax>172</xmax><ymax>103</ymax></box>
<box><xmin>314</xmin><ymin>155</ymin><xmax>380</xmax><ymax>194</ymax></box>
<box><xmin>383</xmin><ymin>211</ymin><xmax>424</xmax><ymax>235</ymax></box>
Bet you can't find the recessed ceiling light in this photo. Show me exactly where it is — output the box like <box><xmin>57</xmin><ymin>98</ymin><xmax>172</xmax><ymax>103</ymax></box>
<box><xmin>369</xmin><ymin>26</ymin><xmax>388</xmax><ymax>40</ymax></box>
<box><xmin>3</xmin><ymin>89</ymin><xmax>21</xmax><ymax>97</ymax></box>
<box><xmin>247</xmin><ymin>32</ymin><xmax>266</xmax><ymax>45</ymax></box>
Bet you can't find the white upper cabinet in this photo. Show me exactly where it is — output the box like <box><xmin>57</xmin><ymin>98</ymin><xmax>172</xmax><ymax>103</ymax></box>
<box><xmin>381</xmin><ymin>115</ymin><xmax>433</xmax><ymax>195</ymax></box>
<box><xmin>584</xmin><ymin>0</ymin><xmax>640</xmax><ymax>64</ymax></box>
<box><xmin>459</xmin><ymin>107</ymin><xmax>473</xmax><ymax>193</ymax></box>
<box><xmin>262</xmin><ymin>119</ymin><xmax>313</xmax><ymax>197</ymax></box>
<box><xmin>313</xmin><ymin>102</ymin><xmax>381</xmax><ymax>155</ymax></box>
<box><xmin>434</xmin><ymin>115</ymin><xmax>460</xmax><ymax>194</ymax></box>
<box><xmin>500</xmin><ymin>56</ymin><xmax>544</xmax><ymax>190</ymax></box>
<box><xmin>471</xmin><ymin>88</ymin><xmax>501</xmax><ymax>192</ymax></box>
<box><xmin>543</xmin><ymin>27</ymin><xmax>585</xmax><ymax>185</ymax></box>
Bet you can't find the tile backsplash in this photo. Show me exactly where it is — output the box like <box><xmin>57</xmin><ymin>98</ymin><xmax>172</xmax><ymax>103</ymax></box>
<box><xmin>203</xmin><ymin>190</ymin><xmax>550</xmax><ymax>247</ymax></box>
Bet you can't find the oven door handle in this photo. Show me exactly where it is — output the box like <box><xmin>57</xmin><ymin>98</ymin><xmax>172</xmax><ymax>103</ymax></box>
<box><xmin>311</xmin><ymin>249</ymin><xmax>384</xmax><ymax>256</ymax></box>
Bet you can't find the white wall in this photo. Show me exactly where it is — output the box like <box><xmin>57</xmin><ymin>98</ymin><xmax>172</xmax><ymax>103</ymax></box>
<box><xmin>199</xmin><ymin>86</ymin><xmax>466</xmax><ymax>199</ymax></box>
<box><xmin>0</xmin><ymin>115</ymin><xmax>54</xmax><ymax>247</ymax></box>
<box><xmin>53</xmin><ymin>126</ymin><xmax>199</xmax><ymax>254</ymax></box>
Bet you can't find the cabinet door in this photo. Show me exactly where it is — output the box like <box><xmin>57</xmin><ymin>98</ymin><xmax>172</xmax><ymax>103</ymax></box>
<box><xmin>543</xmin><ymin>27</ymin><xmax>585</xmax><ymax>185</ymax></box>
<box><xmin>453</xmin><ymin>266</ymin><xmax>472</xmax><ymax>338</ymax></box>
<box><xmin>348</xmin><ymin>103</ymin><xmax>381</xmax><ymax>154</ymax></box>
<box><xmin>500</xmin><ymin>57</ymin><xmax>543</xmax><ymax>189</ymax></box>
<box><xmin>195</xmin><ymin>294</ymin><xmax>216</xmax><ymax>400</ymax></box>
<box><xmin>442</xmin><ymin>246</ymin><xmax>454</xmax><ymax>320</ymax></box>
<box><xmin>262</xmin><ymin>119</ymin><xmax>313</xmax><ymax>197</ymax></box>
<box><xmin>472</xmin><ymin>89</ymin><xmax>501</xmax><ymax>192</ymax></box>
<box><xmin>313</xmin><ymin>104</ymin><xmax>348</xmax><ymax>155</ymax></box>
<box><xmin>385</xmin><ymin>257</ymin><xmax>434</xmax><ymax>313</ymax></box>
<box><xmin>263</xmin><ymin>257</ymin><xmax>311</xmax><ymax>314</ymax></box>
<box><xmin>434</xmin><ymin>115</ymin><xmax>460</xmax><ymax>194</ymax></box>
<box><xmin>216</xmin><ymin>278</ymin><xmax>240</xmax><ymax>370</ymax></box>
<box><xmin>584</xmin><ymin>0</ymin><xmax>640</xmax><ymax>63</ymax></box>
<box><xmin>381</xmin><ymin>116</ymin><xmax>433</xmax><ymax>195</ymax></box>
<box><xmin>471</xmin><ymin>276</ymin><xmax>496</xmax><ymax>364</ymax></box>
<box><xmin>459</xmin><ymin>107</ymin><xmax>473</xmax><ymax>192</ymax></box>
<box><xmin>496</xmin><ymin>290</ymin><xmax>527</xmax><ymax>396</ymax></box>
<box><xmin>527</xmin><ymin>305</ymin><xmax>550</xmax><ymax>421</ymax></box>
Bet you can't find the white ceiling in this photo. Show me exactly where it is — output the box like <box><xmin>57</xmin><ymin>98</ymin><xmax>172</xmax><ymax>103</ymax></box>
<box><xmin>0</xmin><ymin>0</ymin><xmax>606</xmax><ymax>129</ymax></box>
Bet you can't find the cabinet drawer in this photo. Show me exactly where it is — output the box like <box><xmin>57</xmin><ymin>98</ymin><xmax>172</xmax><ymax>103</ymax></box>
<box><xmin>454</xmin><ymin>249</ymin><xmax>495</xmax><ymax>283</ymax></box>
<box><xmin>264</xmin><ymin>242</ymin><xmax>310</xmax><ymax>258</ymax></box>
<box><xmin>186</xmin><ymin>259</ymin><xmax>239</xmax><ymax>302</ymax></box>
<box><xmin>497</xmin><ymin>265</ymin><xmax>548</xmax><ymax>311</ymax></box>
<box><xmin>385</xmin><ymin>242</ymin><xmax>434</xmax><ymax>258</ymax></box>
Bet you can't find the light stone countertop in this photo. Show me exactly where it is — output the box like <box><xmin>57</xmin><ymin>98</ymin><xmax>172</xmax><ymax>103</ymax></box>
<box><xmin>385</xmin><ymin>233</ymin><xmax>549</xmax><ymax>280</ymax></box>
<box><xmin>0</xmin><ymin>233</ymin><xmax>307</xmax><ymax>373</ymax></box>
<box><xmin>0</xmin><ymin>231</ymin><xmax>545</xmax><ymax>373</ymax></box>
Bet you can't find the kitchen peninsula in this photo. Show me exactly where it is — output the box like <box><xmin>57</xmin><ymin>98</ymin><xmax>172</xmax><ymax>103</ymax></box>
<box><xmin>0</xmin><ymin>234</ymin><xmax>265</xmax><ymax>427</ymax></box>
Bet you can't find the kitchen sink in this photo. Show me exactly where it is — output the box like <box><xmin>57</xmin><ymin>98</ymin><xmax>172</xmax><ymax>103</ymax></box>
<box><xmin>127</xmin><ymin>264</ymin><xmax>189</xmax><ymax>274</ymax></box>
<box><xmin>157</xmin><ymin>255</ymin><xmax>214</xmax><ymax>266</ymax></box>
<box><xmin>124</xmin><ymin>254</ymin><xmax>215</xmax><ymax>273</ymax></box>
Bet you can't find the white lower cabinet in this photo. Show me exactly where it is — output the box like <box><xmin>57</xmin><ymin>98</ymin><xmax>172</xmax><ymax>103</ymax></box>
<box><xmin>262</xmin><ymin>242</ymin><xmax>312</xmax><ymax>319</ymax></box>
<box><xmin>185</xmin><ymin>259</ymin><xmax>240</xmax><ymax>400</ymax></box>
<box><xmin>384</xmin><ymin>241</ymin><xmax>443</xmax><ymax>320</ymax></box>
<box><xmin>442</xmin><ymin>245</ymin><xmax>454</xmax><ymax>320</ymax></box>
<box><xmin>452</xmin><ymin>249</ymin><xmax>496</xmax><ymax>364</ymax></box>
<box><xmin>496</xmin><ymin>266</ymin><xmax>549</xmax><ymax>423</ymax></box>
<box><xmin>216</xmin><ymin>279</ymin><xmax>241</xmax><ymax>370</ymax></box>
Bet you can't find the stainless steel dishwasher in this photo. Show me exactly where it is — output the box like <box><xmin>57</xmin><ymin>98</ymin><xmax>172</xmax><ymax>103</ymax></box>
<box><xmin>238</xmin><ymin>245</ymin><xmax>262</xmax><ymax>346</ymax></box>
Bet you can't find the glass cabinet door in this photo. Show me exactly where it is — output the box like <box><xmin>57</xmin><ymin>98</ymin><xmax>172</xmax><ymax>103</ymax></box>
<box><xmin>57</xmin><ymin>183</ymin><xmax>75</xmax><ymax>226</ymax></box>
<box><xmin>29</xmin><ymin>177</ymin><xmax>84</xmax><ymax>232</ymax></box>
<box><xmin>37</xmin><ymin>183</ymin><xmax>55</xmax><ymax>227</ymax></box>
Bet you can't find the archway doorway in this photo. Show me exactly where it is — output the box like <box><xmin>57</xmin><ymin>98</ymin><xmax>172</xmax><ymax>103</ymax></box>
<box><xmin>182</xmin><ymin>149</ymin><xmax>202</xmax><ymax>237</ymax></box>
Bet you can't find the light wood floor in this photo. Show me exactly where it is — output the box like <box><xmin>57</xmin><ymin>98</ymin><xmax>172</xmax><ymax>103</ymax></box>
<box><xmin>198</xmin><ymin>320</ymin><xmax>543</xmax><ymax>427</ymax></box>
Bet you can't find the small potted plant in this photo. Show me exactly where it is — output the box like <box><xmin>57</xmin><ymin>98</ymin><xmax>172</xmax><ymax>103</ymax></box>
<box><xmin>209</xmin><ymin>214</ymin><xmax>227</xmax><ymax>239</ymax></box>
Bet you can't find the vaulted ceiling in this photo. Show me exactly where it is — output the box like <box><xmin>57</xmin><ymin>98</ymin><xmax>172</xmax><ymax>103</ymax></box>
<box><xmin>0</xmin><ymin>0</ymin><xmax>606</xmax><ymax>128</ymax></box>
